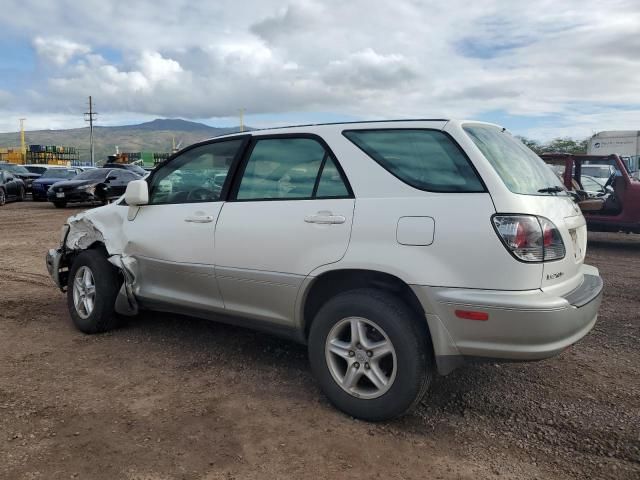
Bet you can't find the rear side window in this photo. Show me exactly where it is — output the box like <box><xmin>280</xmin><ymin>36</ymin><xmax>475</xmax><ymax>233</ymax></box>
<box><xmin>343</xmin><ymin>129</ymin><xmax>485</xmax><ymax>192</ymax></box>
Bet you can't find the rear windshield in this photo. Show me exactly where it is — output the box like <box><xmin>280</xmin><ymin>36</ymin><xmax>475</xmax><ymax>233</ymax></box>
<box><xmin>464</xmin><ymin>125</ymin><xmax>566</xmax><ymax>195</ymax></box>
<box><xmin>343</xmin><ymin>129</ymin><xmax>485</xmax><ymax>192</ymax></box>
<box><xmin>42</xmin><ymin>169</ymin><xmax>77</xmax><ymax>179</ymax></box>
<box><xmin>74</xmin><ymin>169</ymin><xmax>108</xmax><ymax>181</ymax></box>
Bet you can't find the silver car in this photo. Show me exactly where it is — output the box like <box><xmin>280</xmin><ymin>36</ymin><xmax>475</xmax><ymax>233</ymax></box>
<box><xmin>47</xmin><ymin>120</ymin><xmax>603</xmax><ymax>421</ymax></box>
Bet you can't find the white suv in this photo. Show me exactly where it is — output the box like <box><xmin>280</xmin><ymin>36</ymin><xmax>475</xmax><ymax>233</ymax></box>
<box><xmin>46</xmin><ymin>120</ymin><xmax>603</xmax><ymax>421</ymax></box>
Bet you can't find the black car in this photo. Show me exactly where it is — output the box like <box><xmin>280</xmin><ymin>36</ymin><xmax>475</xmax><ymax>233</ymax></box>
<box><xmin>47</xmin><ymin>168</ymin><xmax>142</xmax><ymax>208</ymax></box>
<box><xmin>31</xmin><ymin>167</ymin><xmax>83</xmax><ymax>201</ymax></box>
<box><xmin>0</xmin><ymin>170</ymin><xmax>26</xmax><ymax>205</ymax></box>
<box><xmin>0</xmin><ymin>163</ymin><xmax>40</xmax><ymax>192</ymax></box>
<box><xmin>102</xmin><ymin>162</ymin><xmax>147</xmax><ymax>176</ymax></box>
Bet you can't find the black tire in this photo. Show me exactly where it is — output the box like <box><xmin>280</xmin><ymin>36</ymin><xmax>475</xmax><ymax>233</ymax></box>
<box><xmin>308</xmin><ymin>288</ymin><xmax>433</xmax><ymax>421</ymax></box>
<box><xmin>17</xmin><ymin>186</ymin><xmax>25</xmax><ymax>202</ymax></box>
<box><xmin>66</xmin><ymin>249</ymin><xmax>122</xmax><ymax>334</ymax></box>
<box><xmin>53</xmin><ymin>201</ymin><xmax>67</xmax><ymax>208</ymax></box>
<box><xmin>0</xmin><ymin>188</ymin><xmax>5</xmax><ymax>206</ymax></box>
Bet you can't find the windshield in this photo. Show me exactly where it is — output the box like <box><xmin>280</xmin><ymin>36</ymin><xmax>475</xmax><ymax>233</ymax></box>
<box><xmin>0</xmin><ymin>164</ymin><xmax>30</xmax><ymax>175</ymax></box>
<box><xmin>42</xmin><ymin>169</ymin><xmax>78</xmax><ymax>179</ymax></box>
<box><xmin>74</xmin><ymin>169</ymin><xmax>108</xmax><ymax>181</ymax></box>
<box><xmin>582</xmin><ymin>165</ymin><xmax>612</xmax><ymax>179</ymax></box>
<box><xmin>464</xmin><ymin>125</ymin><xmax>566</xmax><ymax>195</ymax></box>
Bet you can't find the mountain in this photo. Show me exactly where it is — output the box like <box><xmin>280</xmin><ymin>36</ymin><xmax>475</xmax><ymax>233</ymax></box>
<box><xmin>0</xmin><ymin>119</ymin><xmax>249</xmax><ymax>164</ymax></box>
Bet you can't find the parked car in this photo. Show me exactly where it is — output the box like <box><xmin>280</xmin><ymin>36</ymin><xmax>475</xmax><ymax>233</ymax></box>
<box><xmin>101</xmin><ymin>162</ymin><xmax>147</xmax><ymax>176</ymax></box>
<box><xmin>541</xmin><ymin>153</ymin><xmax>640</xmax><ymax>233</ymax></box>
<box><xmin>46</xmin><ymin>120</ymin><xmax>603</xmax><ymax>421</ymax></box>
<box><xmin>0</xmin><ymin>170</ymin><xmax>26</xmax><ymax>205</ymax></box>
<box><xmin>32</xmin><ymin>167</ymin><xmax>83</xmax><ymax>201</ymax></box>
<box><xmin>47</xmin><ymin>168</ymin><xmax>142</xmax><ymax>208</ymax></box>
<box><xmin>0</xmin><ymin>162</ymin><xmax>40</xmax><ymax>192</ymax></box>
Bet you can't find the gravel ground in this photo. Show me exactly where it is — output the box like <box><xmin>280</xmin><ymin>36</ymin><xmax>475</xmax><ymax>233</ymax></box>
<box><xmin>1</xmin><ymin>201</ymin><xmax>638</xmax><ymax>480</ymax></box>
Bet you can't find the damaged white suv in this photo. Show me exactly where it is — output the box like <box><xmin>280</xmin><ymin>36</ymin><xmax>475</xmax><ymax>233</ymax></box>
<box><xmin>47</xmin><ymin>120</ymin><xmax>603</xmax><ymax>421</ymax></box>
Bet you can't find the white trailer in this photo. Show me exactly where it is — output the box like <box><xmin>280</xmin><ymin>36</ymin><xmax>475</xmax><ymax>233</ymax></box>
<box><xmin>588</xmin><ymin>131</ymin><xmax>640</xmax><ymax>172</ymax></box>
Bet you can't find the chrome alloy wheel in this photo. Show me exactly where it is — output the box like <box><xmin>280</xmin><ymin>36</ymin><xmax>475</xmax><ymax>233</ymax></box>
<box><xmin>73</xmin><ymin>266</ymin><xmax>96</xmax><ymax>319</ymax></box>
<box><xmin>325</xmin><ymin>317</ymin><xmax>397</xmax><ymax>399</ymax></box>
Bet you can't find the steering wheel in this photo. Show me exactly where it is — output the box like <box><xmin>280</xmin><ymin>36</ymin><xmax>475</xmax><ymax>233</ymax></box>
<box><xmin>603</xmin><ymin>171</ymin><xmax>616</xmax><ymax>190</ymax></box>
<box><xmin>186</xmin><ymin>188</ymin><xmax>216</xmax><ymax>202</ymax></box>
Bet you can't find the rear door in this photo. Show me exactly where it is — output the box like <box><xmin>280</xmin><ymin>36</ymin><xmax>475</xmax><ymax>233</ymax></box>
<box><xmin>214</xmin><ymin>135</ymin><xmax>355</xmax><ymax>325</ymax></box>
<box><xmin>2</xmin><ymin>172</ymin><xmax>18</xmax><ymax>197</ymax></box>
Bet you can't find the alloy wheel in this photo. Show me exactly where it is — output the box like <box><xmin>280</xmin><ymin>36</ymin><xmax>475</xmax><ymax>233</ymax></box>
<box><xmin>72</xmin><ymin>266</ymin><xmax>96</xmax><ymax>319</ymax></box>
<box><xmin>325</xmin><ymin>317</ymin><xmax>397</xmax><ymax>399</ymax></box>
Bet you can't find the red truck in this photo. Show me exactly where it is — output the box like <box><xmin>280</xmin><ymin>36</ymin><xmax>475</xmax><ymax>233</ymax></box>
<box><xmin>540</xmin><ymin>153</ymin><xmax>640</xmax><ymax>233</ymax></box>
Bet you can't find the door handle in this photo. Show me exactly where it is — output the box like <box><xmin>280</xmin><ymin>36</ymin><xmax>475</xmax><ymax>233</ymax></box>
<box><xmin>304</xmin><ymin>212</ymin><xmax>346</xmax><ymax>224</ymax></box>
<box><xmin>184</xmin><ymin>215</ymin><xmax>214</xmax><ymax>223</ymax></box>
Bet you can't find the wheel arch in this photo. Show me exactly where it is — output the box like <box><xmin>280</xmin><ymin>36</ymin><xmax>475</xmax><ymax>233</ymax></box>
<box><xmin>298</xmin><ymin>268</ymin><xmax>432</xmax><ymax>341</ymax></box>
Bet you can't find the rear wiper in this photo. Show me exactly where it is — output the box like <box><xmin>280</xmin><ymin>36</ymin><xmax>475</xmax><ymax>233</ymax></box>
<box><xmin>537</xmin><ymin>186</ymin><xmax>564</xmax><ymax>194</ymax></box>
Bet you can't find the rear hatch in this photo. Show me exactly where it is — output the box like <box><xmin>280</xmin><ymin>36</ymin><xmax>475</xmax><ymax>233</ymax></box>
<box><xmin>463</xmin><ymin>124</ymin><xmax>587</xmax><ymax>293</ymax></box>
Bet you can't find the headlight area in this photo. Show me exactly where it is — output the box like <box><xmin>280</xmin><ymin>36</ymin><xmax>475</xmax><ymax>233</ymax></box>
<box><xmin>76</xmin><ymin>184</ymin><xmax>97</xmax><ymax>194</ymax></box>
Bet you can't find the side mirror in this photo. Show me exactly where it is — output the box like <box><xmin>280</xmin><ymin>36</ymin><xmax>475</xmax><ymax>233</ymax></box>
<box><xmin>125</xmin><ymin>180</ymin><xmax>149</xmax><ymax>206</ymax></box>
<box><xmin>605</xmin><ymin>185</ymin><xmax>614</xmax><ymax>194</ymax></box>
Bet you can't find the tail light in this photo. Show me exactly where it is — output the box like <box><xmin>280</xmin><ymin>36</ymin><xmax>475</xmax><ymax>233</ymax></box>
<box><xmin>492</xmin><ymin>215</ymin><xmax>565</xmax><ymax>262</ymax></box>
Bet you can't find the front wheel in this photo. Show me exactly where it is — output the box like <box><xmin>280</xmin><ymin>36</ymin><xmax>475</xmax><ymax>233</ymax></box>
<box><xmin>67</xmin><ymin>249</ymin><xmax>122</xmax><ymax>333</ymax></box>
<box><xmin>17</xmin><ymin>186</ymin><xmax>25</xmax><ymax>201</ymax></box>
<box><xmin>308</xmin><ymin>288</ymin><xmax>433</xmax><ymax>421</ymax></box>
<box><xmin>0</xmin><ymin>188</ymin><xmax>5</xmax><ymax>206</ymax></box>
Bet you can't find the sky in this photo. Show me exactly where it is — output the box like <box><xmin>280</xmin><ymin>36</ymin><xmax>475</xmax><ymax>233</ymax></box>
<box><xmin>0</xmin><ymin>0</ymin><xmax>639</xmax><ymax>140</ymax></box>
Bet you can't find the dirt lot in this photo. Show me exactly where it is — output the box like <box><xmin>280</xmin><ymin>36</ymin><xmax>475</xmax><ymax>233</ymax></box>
<box><xmin>1</xmin><ymin>201</ymin><xmax>638</xmax><ymax>480</ymax></box>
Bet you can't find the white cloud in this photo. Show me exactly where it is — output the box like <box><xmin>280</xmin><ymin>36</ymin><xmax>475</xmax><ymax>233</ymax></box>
<box><xmin>0</xmin><ymin>0</ymin><xmax>639</xmax><ymax>139</ymax></box>
<box><xmin>33</xmin><ymin>36</ymin><xmax>91</xmax><ymax>66</ymax></box>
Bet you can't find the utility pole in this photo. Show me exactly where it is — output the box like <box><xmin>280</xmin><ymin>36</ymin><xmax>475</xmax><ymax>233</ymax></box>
<box><xmin>84</xmin><ymin>96</ymin><xmax>97</xmax><ymax>166</ymax></box>
<box><xmin>19</xmin><ymin>118</ymin><xmax>26</xmax><ymax>164</ymax></box>
<box><xmin>239</xmin><ymin>108</ymin><xmax>245</xmax><ymax>133</ymax></box>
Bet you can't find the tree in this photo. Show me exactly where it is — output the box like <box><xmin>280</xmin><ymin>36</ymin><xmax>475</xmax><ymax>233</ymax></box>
<box><xmin>517</xmin><ymin>136</ymin><xmax>588</xmax><ymax>155</ymax></box>
<box><xmin>516</xmin><ymin>136</ymin><xmax>543</xmax><ymax>154</ymax></box>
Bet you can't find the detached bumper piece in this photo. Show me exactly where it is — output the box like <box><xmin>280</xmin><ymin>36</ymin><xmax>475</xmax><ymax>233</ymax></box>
<box><xmin>46</xmin><ymin>248</ymin><xmax>69</xmax><ymax>291</ymax></box>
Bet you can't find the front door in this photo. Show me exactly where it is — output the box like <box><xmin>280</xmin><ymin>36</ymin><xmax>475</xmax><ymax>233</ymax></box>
<box><xmin>215</xmin><ymin>135</ymin><xmax>355</xmax><ymax>325</ymax></box>
<box><xmin>122</xmin><ymin>138</ymin><xmax>247</xmax><ymax>312</ymax></box>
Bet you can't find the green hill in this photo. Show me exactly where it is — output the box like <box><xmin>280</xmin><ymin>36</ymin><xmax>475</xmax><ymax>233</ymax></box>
<box><xmin>0</xmin><ymin>119</ymin><xmax>246</xmax><ymax>164</ymax></box>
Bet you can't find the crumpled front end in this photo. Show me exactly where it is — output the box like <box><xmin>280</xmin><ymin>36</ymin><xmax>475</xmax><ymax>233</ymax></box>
<box><xmin>45</xmin><ymin>204</ymin><xmax>139</xmax><ymax>316</ymax></box>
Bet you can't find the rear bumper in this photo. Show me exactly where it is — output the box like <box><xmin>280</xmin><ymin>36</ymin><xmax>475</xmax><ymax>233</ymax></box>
<box><xmin>411</xmin><ymin>264</ymin><xmax>603</xmax><ymax>374</ymax></box>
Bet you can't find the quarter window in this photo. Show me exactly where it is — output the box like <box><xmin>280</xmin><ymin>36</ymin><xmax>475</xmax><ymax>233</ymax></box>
<box><xmin>235</xmin><ymin>138</ymin><xmax>350</xmax><ymax>200</ymax></box>
<box><xmin>148</xmin><ymin>140</ymin><xmax>243</xmax><ymax>204</ymax></box>
<box><xmin>343</xmin><ymin>129</ymin><xmax>485</xmax><ymax>193</ymax></box>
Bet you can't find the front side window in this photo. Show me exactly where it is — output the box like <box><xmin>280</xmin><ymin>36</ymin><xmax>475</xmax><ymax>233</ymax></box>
<box><xmin>464</xmin><ymin>124</ymin><xmax>566</xmax><ymax>195</ymax></box>
<box><xmin>235</xmin><ymin>138</ymin><xmax>350</xmax><ymax>200</ymax></box>
<box><xmin>148</xmin><ymin>139</ymin><xmax>243</xmax><ymax>204</ymax></box>
<box><xmin>343</xmin><ymin>129</ymin><xmax>484</xmax><ymax>192</ymax></box>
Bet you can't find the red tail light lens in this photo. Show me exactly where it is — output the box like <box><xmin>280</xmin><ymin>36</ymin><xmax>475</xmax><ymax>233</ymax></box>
<box><xmin>493</xmin><ymin>215</ymin><xmax>565</xmax><ymax>262</ymax></box>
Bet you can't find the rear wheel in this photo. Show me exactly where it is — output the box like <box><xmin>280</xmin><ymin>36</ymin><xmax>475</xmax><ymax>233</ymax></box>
<box><xmin>67</xmin><ymin>249</ymin><xmax>122</xmax><ymax>334</ymax></box>
<box><xmin>308</xmin><ymin>288</ymin><xmax>432</xmax><ymax>421</ymax></box>
<box><xmin>53</xmin><ymin>201</ymin><xmax>67</xmax><ymax>208</ymax></box>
